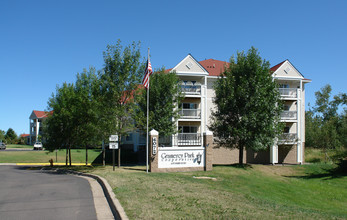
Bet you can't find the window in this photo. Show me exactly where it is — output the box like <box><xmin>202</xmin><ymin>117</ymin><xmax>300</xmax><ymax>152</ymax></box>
<box><xmin>182</xmin><ymin>103</ymin><xmax>198</xmax><ymax>109</ymax></box>
<box><xmin>178</xmin><ymin>126</ymin><xmax>198</xmax><ymax>133</ymax></box>
<box><xmin>279</xmin><ymin>84</ymin><xmax>289</xmax><ymax>88</ymax></box>
<box><xmin>284</xmin><ymin>127</ymin><xmax>290</xmax><ymax>133</ymax></box>
<box><xmin>283</xmin><ymin>105</ymin><xmax>290</xmax><ymax>111</ymax></box>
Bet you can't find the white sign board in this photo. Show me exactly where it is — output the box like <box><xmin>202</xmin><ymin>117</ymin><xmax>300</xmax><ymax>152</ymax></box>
<box><xmin>158</xmin><ymin>148</ymin><xmax>204</xmax><ymax>168</ymax></box>
<box><xmin>109</xmin><ymin>142</ymin><xmax>118</xmax><ymax>149</ymax></box>
<box><xmin>152</xmin><ymin>137</ymin><xmax>157</xmax><ymax>155</ymax></box>
<box><xmin>109</xmin><ymin>135</ymin><xmax>118</xmax><ymax>142</ymax></box>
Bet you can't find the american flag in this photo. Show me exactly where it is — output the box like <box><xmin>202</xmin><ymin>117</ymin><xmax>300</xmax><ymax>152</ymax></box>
<box><xmin>142</xmin><ymin>58</ymin><xmax>153</xmax><ymax>89</ymax></box>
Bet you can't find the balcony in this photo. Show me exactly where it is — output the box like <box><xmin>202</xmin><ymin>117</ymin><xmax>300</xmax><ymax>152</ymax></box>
<box><xmin>179</xmin><ymin>109</ymin><xmax>201</xmax><ymax>119</ymax></box>
<box><xmin>181</xmin><ymin>83</ymin><xmax>201</xmax><ymax>95</ymax></box>
<box><xmin>159</xmin><ymin>133</ymin><xmax>202</xmax><ymax>147</ymax></box>
<box><xmin>278</xmin><ymin>133</ymin><xmax>298</xmax><ymax>144</ymax></box>
<box><xmin>280</xmin><ymin>111</ymin><xmax>297</xmax><ymax>120</ymax></box>
<box><xmin>279</xmin><ymin>88</ymin><xmax>297</xmax><ymax>99</ymax></box>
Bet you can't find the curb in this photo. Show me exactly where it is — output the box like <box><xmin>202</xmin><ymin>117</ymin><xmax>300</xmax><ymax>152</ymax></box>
<box><xmin>56</xmin><ymin>169</ymin><xmax>129</xmax><ymax>220</ymax></box>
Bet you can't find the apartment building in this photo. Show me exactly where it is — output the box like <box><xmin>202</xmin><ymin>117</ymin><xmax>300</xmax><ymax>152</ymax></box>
<box><xmin>29</xmin><ymin>110</ymin><xmax>51</xmax><ymax>145</ymax></box>
<box><xmin>122</xmin><ymin>54</ymin><xmax>310</xmax><ymax>165</ymax></box>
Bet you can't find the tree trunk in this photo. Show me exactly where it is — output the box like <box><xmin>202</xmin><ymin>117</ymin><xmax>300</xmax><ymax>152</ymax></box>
<box><xmin>102</xmin><ymin>141</ymin><xmax>106</xmax><ymax>166</ymax></box>
<box><xmin>118</xmin><ymin>148</ymin><xmax>121</xmax><ymax>168</ymax></box>
<box><xmin>86</xmin><ymin>145</ymin><xmax>88</xmax><ymax>166</ymax></box>
<box><xmin>239</xmin><ymin>144</ymin><xmax>244</xmax><ymax>165</ymax></box>
<box><xmin>66</xmin><ymin>146</ymin><xmax>68</xmax><ymax>166</ymax></box>
<box><xmin>69</xmin><ymin>145</ymin><xmax>72</xmax><ymax>166</ymax></box>
<box><xmin>118</xmin><ymin>135</ymin><xmax>121</xmax><ymax>168</ymax></box>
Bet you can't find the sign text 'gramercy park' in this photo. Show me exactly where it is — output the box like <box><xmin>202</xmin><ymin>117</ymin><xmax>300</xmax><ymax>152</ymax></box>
<box><xmin>158</xmin><ymin>149</ymin><xmax>204</xmax><ymax>168</ymax></box>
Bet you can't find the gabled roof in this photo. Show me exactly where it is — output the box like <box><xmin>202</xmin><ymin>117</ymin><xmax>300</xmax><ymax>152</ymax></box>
<box><xmin>171</xmin><ymin>54</ymin><xmax>209</xmax><ymax>75</ymax></box>
<box><xmin>199</xmin><ymin>59</ymin><xmax>229</xmax><ymax>76</ymax></box>
<box><xmin>271</xmin><ymin>59</ymin><xmax>311</xmax><ymax>82</ymax></box>
<box><xmin>169</xmin><ymin>55</ymin><xmax>310</xmax><ymax>82</ymax></box>
<box><xmin>270</xmin><ymin>60</ymin><xmax>286</xmax><ymax>73</ymax></box>
<box><xmin>20</xmin><ymin>134</ymin><xmax>30</xmax><ymax>138</ymax></box>
<box><xmin>30</xmin><ymin>110</ymin><xmax>53</xmax><ymax>119</ymax></box>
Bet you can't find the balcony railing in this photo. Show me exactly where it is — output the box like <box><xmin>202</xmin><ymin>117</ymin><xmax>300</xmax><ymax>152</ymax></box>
<box><xmin>279</xmin><ymin>88</ymin><xmax>297</xmax><ymax>98</ymax></box>
<box><xmin>179</xmin><ymin>109</ymin><xmax>201</xmax><ymax>119</ymax></box>
<box><xmin>181</xmin><ymin>85</ymin><xmax>201</xmax><ymax>95</ymax></box>
<box><xmin>278</xmin><ymin>133</ymin><xmax>298</xmax><ymax>144</ymax></box>
<box><xmin>280</xmin><ymin>111</ymin><xmax>297</xmax><ymax>120</ymax></box>
<box><xmin>159</xmin><ymin>133</ymin><xmax>202</xmax><ymax>147</ymax></box>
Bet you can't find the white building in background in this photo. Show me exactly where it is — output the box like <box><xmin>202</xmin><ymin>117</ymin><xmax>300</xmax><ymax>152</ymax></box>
<box><xmin>29</xmin><ymin>110</ymin><xmax>51</xmax><ymax>145</ymax></box>
<box><xmin>114</xmin><ymin>54</ymin><xmax>311</xmax><ymax>164</ymax></box>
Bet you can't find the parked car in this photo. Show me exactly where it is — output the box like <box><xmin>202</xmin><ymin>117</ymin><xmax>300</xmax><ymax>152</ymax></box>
<box><xmin>0</xmin><ymin>143</ymin><xmax>6</xmax><ymax>150</ymax></box>
<box><xmin>33</xmin><ymin>142</ymin><xmax>43</xmax><ymax>150</ymax></box>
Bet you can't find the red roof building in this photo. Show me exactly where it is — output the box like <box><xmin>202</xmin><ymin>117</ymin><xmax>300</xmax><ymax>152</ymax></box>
<box><xmin>199</xmin><ymin>59</ymin><xmax>229</xmax><ymax>76</ymax></box>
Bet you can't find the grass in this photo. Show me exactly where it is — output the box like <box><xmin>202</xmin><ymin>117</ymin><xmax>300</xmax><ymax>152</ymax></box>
<box><xmin>305</xmin><ymin>147</ymin><xmax>346</xmax><ymax>163</ymax></box>
<box><xmin>1</xmin><ymin>146</ymin><xmax>346</xmax><ymax>219</ymax></box>
<box><xmin>72</xmin><ymin>163</ymin><xmax>347</xmax><ymax>220</ymax></box>
<box><xmin>0</xmin><ymin>149</ymin><xmax>102</xmax><ymax>163</ymax></box>
<box><xmin>6</xmin><ymin>144</ymin><xmax>32</xmax><ymax>149</ymax></box>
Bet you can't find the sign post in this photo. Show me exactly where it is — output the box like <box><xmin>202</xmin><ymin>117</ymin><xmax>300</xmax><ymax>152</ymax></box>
<box><xmin>109</xmin><ymin>135</ymin><xmax>119</xmax><ymax>171</ymax></box>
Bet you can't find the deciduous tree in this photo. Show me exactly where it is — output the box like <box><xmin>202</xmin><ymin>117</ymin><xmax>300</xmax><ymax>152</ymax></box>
<box><xmin>135</xmin><ymin>69</ymin><xmax>184</xmax><ymax>136</ymax></box>
<box><xmin>45</xmin><ymin>82</ymin><xmax>77</xmax><ymax>165</ymax></box>
<box><xmin>306</xmin><ymin>84</ymin><xmax>347</xmax><ymax>161</ymax></box>
<box><xmin>210</xmin><ymin>47</ymin><xmax>282</xmax><ymax>165</ymax></box>
<box><xmin>5</xmin><ymin>128</ymin><xmax>18</xmax><ymax>144</ymax></box>
<box><xmin>97</xmin><ymin>40</ymin><xmax>144</xmax><ymax>167</ymax></box>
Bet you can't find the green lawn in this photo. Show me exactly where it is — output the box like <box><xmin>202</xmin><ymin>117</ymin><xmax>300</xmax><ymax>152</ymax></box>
<box><xmin>0</xmin><ymin>149</ymin><xmax>102</xmax><ymax>163</ymax></box>
<box><xmin>1</xmin><ymin>146</ymin><xmax>346</xmax><ymax>219</ymax></box>
<box><xmin>6</xmin><ymin>144</ymin><xmax>32</xmax><ymax>149</ymax></box>
<box><xmin>73</xmin><ymin>163</ymin><xmax>347</xmax><ymax>220</ymax></box>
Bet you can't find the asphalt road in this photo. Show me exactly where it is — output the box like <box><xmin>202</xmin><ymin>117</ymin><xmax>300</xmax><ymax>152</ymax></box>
<box><xmin>0</xmin><ymin>166</ymin><xmax>97</xmax><ymax>220</ymax></box>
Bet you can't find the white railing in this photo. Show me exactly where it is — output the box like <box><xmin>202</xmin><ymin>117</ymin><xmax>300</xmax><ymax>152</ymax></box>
<box><xmin>181</xmin><ymin>85</ymin><xmax>201</xmax><ymax>95</ymax></box>
<box><xmin>159</xmin><ymin>133</ymin><xmax>202</xmax><ymax>147</ymax></box>
<box><xmin>279</xmin><ymin>88</ymin><xmax>297</xmax><ymax>98</ymax></box>
<box><xmin>278</xmin><ymin>133</ymin><xmax>298</xmax><ymax>144</ymax></box>
<box><xmin>179</xmin><ymin>109</ymin><xmax>201</xmax><ymax>119</ymax></box>
<box><xmin>280</xmin><ymin>111</ymin><xmax>297</xmax><ymax>120</ymax></box>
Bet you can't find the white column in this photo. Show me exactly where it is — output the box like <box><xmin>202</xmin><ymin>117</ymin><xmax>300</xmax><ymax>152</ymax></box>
<box><xmin>204</xmin><ymin>76</ymin><xmax>208</xmax><ymax>132</ymax></box>
<box><xmin>29</xmin><ymin>119</ymin><xmax>32</xmax><ymax>145</ymax></box>
<box><xmin>270</xmin><ymin>144</ymin><xmax>278</xmax><ymax>164</ymax></box>
<box><xmin>36</xmin><ymin>119</ymin><xmax>39</xmax><ymax>142</ymax></box>
<box><xmin>297</xmin><ymin>85</ymin><xmax>302</xmax><ymax>164</ymax></box>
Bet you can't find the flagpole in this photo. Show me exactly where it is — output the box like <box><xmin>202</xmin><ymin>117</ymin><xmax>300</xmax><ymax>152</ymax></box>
<box><xmin>146</xmin><ymin>48</ymin><xmax>150</xmax><ymax>173</ymax></box>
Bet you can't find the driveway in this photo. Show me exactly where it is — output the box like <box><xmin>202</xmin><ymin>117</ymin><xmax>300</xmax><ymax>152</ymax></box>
<box><xmin>0</xmin><ymin>166</ymin><xmax>97</xmax><ymax>220</ymax></box>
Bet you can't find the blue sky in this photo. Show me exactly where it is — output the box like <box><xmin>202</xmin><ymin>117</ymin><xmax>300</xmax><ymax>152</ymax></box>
<box><xmin>0</xmin><ymin>0</ymin><xmax>346</xmax><ymax>135</ymax></box>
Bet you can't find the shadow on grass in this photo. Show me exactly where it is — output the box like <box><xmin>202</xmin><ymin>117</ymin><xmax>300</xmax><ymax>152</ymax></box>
<box><xmin>122</xmin><ymin>166</ymin><xmax>146</xmax><ymax>171</ymax></box>
<box><xmin>91</xmin><ymin>149</ymin><xmax>145</xmax><ymax>166</ymax></box>
<box><xmin>286</xmin><ymin>160</ymin><xmax>347</xmax><ymax>180</ymax></box>
<box><xmin>214</xmin><ymin>164</ymin><xmax>253</xmax><ymax>169</ymax></box>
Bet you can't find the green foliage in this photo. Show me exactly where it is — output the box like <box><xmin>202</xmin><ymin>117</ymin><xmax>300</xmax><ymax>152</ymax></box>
<box><xmin>44</xmin><ymin>40</ymin><xmax>145</xmax><ymax>166</ymax></box>
<box><xmin>73</xmin><ymin>67</ymin><xmax>100</xmax><ymax>147</ymax></box>
<box><xmin>45</xmin><ymin>82</ymin><xmax>77</xmax><ymax>150</ymax></box>
<box><xmin>5</xmin><ymin>128</ymin><xmax>18</xmax><ymax>144</ymax></box>
<box><xmin>97</xmin><ymin>40</ymin><xmax>144</xmax><ymax>140</ymax></box>
<box><xmin>210</xmin><ymin>47</ymin><xmax>282</xmax><ymax>164</ymax></box>
<box><xmin>0</xmin><ymin>129</ymin><xmax>5</xmax><ymax>142</ymax></box>
<box><xmin>134</xmin><ymin>70</ymin><xmax>184</xmax><ymax>136</ymax></box>
<box><xmin>306</xmin><ymin>84</ymin><xmax>347</xmax><ymax>162</ymax></box>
